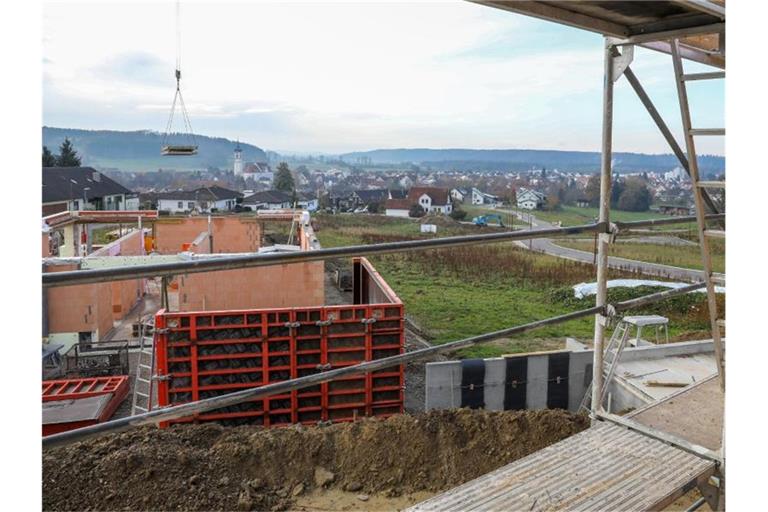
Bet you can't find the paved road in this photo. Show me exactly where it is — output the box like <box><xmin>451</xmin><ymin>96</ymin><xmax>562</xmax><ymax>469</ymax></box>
<box><xmin>508</xmin><ymin>210</ymin><xmax>706</xmax><ymax>283</ymax></box>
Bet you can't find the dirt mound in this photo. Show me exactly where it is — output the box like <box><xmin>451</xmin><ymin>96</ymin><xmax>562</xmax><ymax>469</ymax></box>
<box><xmin>43</xmin><ymin>409</ymin><xmax>588</xmax><ymax>511</ymax></box>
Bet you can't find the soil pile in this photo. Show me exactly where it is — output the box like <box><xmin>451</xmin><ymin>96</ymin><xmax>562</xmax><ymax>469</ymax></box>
<box><xmin>43</xmin><ymin>409</ymin><xmax>588</xmax><ymax>511</ymax></box>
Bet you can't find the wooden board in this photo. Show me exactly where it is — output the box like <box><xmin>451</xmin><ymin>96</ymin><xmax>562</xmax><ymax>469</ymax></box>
<box><xmin>408</xmin><ymin>422</ymin><xmax>715</xmax><ymax>511</ymax></box>
<box><xmin>630</xmin><ymin>374</ymin><xmax>724</xmax><ymax>451</ymax></box>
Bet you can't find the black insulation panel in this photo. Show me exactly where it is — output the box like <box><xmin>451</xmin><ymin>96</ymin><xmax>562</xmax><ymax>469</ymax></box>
<box><xmin>461</xmin><ymin>359</ymin><xmax>485</xmax><ymax>409</ymax></box>
<box><xmin>547</xmin><ymin>352</ymin><xmax>570</xmax><ymax>410</ymax></box>
<box><xmin>503</xmin><ymin>357</ymin><xmax>527</xmax><ymax>410</ymax></box>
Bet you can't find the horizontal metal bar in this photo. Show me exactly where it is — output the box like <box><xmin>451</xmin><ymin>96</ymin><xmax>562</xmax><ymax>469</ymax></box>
<box><xmin>42</xmin><ymin>214</ymin><xmax>724</xmax><ymax>288</ymax></box>
<box><xmin>612</xmin><ymin>282</ymin><xmax>706</xmax><ymax>312</ymax></box>
<box><xmin>44</xmin><ymin>223</ymin><xmax>603</xmax><ymax>287</ymax></box>
<box><xmin>42</xmin><ymin>305</ymin><xmax>604</xmax><ymax>449</ymax></box>
<box><xmin>615</xmin><ymin>213</ymin><xmax>723</xmax><ymax>229</ymax></box>
<box><xmin>682</xmin><ymin>72</ymin><xmax>725</xmax><ymax>81</ymax></box>
<box><xmin>42</xmin><ymin>282</ymin><xmax>720</xmax><ymax>449</ymax></box>
<box><xmin>690</xmin><ymin>128</ymin><xmax>725</xmax><ymax>136</ymax></box>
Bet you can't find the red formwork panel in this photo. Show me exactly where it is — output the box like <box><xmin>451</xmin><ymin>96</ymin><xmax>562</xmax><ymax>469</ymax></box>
<box><xmin>42</xmin><ymin>375</ymin><xmax>129</xmax><ymax>402</ymax></box>
<box><xmin>42</xmin><ymin>376</ymin><xmax>130</xmax><ymax>436</ymax></box>
<box><xmin>155</xmin><ymin>302</ymin><xmax>404</xmax><ymax>427</ymax></box>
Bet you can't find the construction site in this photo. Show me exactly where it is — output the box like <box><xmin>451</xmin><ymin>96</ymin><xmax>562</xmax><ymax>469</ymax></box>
<box><xmin>40</xmin><ymin>1</ymin><xmax>728</xmax><ymax>511</ymax></box>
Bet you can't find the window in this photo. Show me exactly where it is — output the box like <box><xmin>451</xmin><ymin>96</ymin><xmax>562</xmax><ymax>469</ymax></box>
<box><xmin>72</xmin><ymin>200</ymin><xmax>79</xmax><ymax>210</ymax></box>
<box><xmin>188</xmin><ymin>202</ymin><xmax>194</xmax><ymax>209</ymax></box>
<box><xmin>178</xmin><ymin>202</ymin><xmax>183</xmax><ymax>209</ymax></box>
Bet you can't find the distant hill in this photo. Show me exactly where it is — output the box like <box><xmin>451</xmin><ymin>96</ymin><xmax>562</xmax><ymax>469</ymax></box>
<box><xmin>42</xmin><ymin>127</ymin><xmax>267</xmax><ymax>172</ymax></box>
<box><xmin>340</xmin><ymin>148</ymin><xmax>725</xmax><ymax>174</ymax></box>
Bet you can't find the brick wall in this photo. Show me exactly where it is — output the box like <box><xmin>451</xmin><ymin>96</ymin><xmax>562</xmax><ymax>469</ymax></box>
<box><xmin>46</xmin><ymin>263</ymin><xmax>114</xmax><ymax>339</ymax></box>
<box><xmin>42</xmin><ymin>232</ymin><xmax>51</xmax><ymax>257</ymax></box>
<box><xmin>154</xmin><ymin>217</ymin><xmax>261</xmax><ymax>254</ymax></box>
<box><xmin>176</xmin><ymin>261</ymin><xmax>325</xmax><ymax>311</ymax></box>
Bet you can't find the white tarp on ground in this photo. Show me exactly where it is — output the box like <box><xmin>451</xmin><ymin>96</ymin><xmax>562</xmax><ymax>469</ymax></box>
<box><xmin>573</xmin><ymin>279</ymin><xmax>725</xmax><ymax>299</ymax></box>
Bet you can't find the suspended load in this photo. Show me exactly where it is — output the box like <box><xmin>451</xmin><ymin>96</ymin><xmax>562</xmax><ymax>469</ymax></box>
<box><xmin>162</xmin><ymin>1</ymin><xmax>198</xmax><ymax>156</ymax></box>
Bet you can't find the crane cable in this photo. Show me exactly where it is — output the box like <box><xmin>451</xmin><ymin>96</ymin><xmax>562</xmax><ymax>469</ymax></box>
<box><xmin>162</xmin><ymin>0</ymin><xmax>196</xmax><ymax>148</ymax></box>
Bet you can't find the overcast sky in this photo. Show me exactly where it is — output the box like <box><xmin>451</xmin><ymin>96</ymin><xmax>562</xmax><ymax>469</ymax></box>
<box><xmin>42</xmin><ymin>0</ymin><xmax>724</xmax><ymax>155</ymax></box>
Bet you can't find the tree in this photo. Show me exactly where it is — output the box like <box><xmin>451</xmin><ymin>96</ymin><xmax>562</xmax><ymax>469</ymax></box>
<box><xmin>368</xmin><ymin>202</ymin><xmax>380</xmax><ymax>214</ymax></box>
<box><xmin>56</xmin><ymin>138</ymin><xmax>82</xmax><ymax>167</ymax></box>
<box><xmin>585</xmin><ymin>174</ymin><xmax>626</xmax><ymax>209</ymax></box>
<box><xmin>616</xmin><ymin>177</ymin><xmax>653</xmax><ymax>212</ymax></box>
<box><xmin>409</xmin><ymin>204</ymin><xmax>425</xmax><ymax>218</ymax></box>
<box><xmin>273</xmin><ymin>162</ymin><xmax>295</xmax><ymax>192</ymax></box>
<box><xmin>585</xmin><ymin>174</ymin><xmax>601</xmax><ymax>207</ymax></box>
<box><xmin>42</xmin><ymin>146</ymin><xmax>56</xmax><ymax>167</ymax></box>
<box><xmin>450</xmin><ymin>208</ymin><xmax>467</xmax><ymax>221</ymax></box>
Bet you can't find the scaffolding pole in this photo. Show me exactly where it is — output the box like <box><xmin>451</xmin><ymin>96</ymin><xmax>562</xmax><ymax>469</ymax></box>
<box><xmin>591</xmin><ymin>39</ymin><xmax>615</xmax><ymax>418</ymax></box>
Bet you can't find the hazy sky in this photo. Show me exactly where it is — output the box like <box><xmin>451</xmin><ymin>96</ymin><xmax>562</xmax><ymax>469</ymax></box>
<box><xmin>43</xmin><ymin>0</ymin><xmax>724</xmax><ymax>155</ymax></box>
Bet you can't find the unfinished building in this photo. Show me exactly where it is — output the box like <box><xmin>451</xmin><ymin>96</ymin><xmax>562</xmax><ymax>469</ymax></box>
<box><xmin>42</xmin><ymin>1</ymin><xmax>727</xmax><ymax>511</ymax></box>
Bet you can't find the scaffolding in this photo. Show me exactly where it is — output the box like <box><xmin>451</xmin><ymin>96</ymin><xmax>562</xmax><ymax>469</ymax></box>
<box><xmin>42</xmin><ymin>1</ymin><xmax>726</xmax><ymax>509</ymax></box>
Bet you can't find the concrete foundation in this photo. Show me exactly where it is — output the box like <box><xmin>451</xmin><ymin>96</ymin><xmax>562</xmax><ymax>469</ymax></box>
<box><xmin>425</xmin><ymin>340</ymin><xmax>716</xmax><ymax>413</ymax></box>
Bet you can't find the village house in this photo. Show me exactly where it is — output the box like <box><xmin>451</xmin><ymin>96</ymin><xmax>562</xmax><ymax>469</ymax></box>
<box><xmin>42</xmin><ymin>166</ymin><xmax>138</xmax><ymax>216</ymax></box>
<box><xmin>351</xmin><ymin>189</ymin><xmax>390</xmax><ymax>210</ymax></box>
<box><xmin>451</xmin><ymin>187</ymin><xmax>500</xmax><ymax>206</ymax></box>
<box><xmin>242</xmin><ymin>190</ymin><xmax>318</xmax><ymax>211</ymax></box>
<box><xmin>385</xmin><ymin>187</ymin><xmax>453</xmax><ymax>217</ymax></box>
<box><xmin>156</xmin><ymin>186</ymin><xmax>242</xmax><ymax>214</ymax></box>
<box><xmin>516</xmin><ymin>187</ymin><xmax>547</xmax><ymax>210</ymax></box>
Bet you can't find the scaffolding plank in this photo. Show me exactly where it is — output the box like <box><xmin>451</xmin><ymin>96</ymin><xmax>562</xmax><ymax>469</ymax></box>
<box><xmin>408</xmin><ymin>422</ymin><xmax>715</xmax><ymax>512</ymax></box>
<box><xmin>629</xmin><ymin>374</ymin><xmax>724</xmax><ymax>451</ymax></box>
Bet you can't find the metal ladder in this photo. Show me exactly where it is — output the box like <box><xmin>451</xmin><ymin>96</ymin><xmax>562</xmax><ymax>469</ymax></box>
<box><xmin>131</xmin><ymin>318</ymin><xmax>156</xmax><ymax>415</ymax></box>
<box><xmin>579</xmin><ymin>319</ymin><xmax>632</xmax><ymax>413</ymax></box>
<box><xmin>671</xmin><ymin>39</ymin><xmax>726</xmax><ymax>390</ymax></box>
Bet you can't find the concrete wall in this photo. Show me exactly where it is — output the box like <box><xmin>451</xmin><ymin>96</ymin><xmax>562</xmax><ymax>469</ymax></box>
<box><xmin>154</xmin><ymin>217</ymin><xmax>261</xmax><ymax>254</ymax></box>
<box><xmin>176</xmin><ymin>262</ymin><xmax>325</xmax><ymax>311</ymax></box>
<box><xmin>425</xmin><ymin>341</ymin><xmax>715</xmax><ymax>413</ymax></box>
<box><xmin>426</xmin><ymin>350</ymin><xmax>592</xmax><ymax>413</ymax></box>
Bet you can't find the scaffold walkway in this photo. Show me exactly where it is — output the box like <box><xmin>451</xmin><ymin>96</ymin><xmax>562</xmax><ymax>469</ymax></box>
<box><xmin>408</xmin><ymin>420</ymin><xmax>717</xmax><ymax>511</ymax></box>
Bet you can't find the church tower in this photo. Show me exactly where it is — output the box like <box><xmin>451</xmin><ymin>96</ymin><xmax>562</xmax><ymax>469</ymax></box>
<box><xmin>233</xmin><ymin>140</ymin><xmax>243</xmax><ymax>176</ymax></box>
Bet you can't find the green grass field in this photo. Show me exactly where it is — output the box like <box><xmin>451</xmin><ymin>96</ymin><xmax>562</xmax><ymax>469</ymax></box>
<box><xmin>556</xmin><ymin>239</ymin><xmax>725</xmax><ymax>273</ymax></box>
<box><xmin>315</xmin><ymin>213</ymin><xmax>717</xmax><ymax>358</ymax></box>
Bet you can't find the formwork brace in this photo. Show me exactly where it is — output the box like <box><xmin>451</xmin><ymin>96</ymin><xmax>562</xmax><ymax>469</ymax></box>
<box><xmin>42</xmin><ymin>214</ymin><xmax>723</xmax><ymax>288</ymax></box>
<box><xmin>42</xmin><ymin>282</ymin><xmax>705</xmax><ymax>449</ymax></box>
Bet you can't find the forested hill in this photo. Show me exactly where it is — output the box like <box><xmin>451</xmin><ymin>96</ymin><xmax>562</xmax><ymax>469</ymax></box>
<box><xmin>42</xmin><ymin>127</ymin><xmax>267</xmax><ymax>171</ymax></box>
<box><xmin>340</xmin><ymin>148</ymin><xmax>725</xmax><ymax>174</ymax></box>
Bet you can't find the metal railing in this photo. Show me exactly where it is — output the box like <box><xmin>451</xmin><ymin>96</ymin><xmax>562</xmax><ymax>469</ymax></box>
<box><xmin>42</xmin><ymin>214</ymin><xmax>723</xmax><ymax>288</ymax></box>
